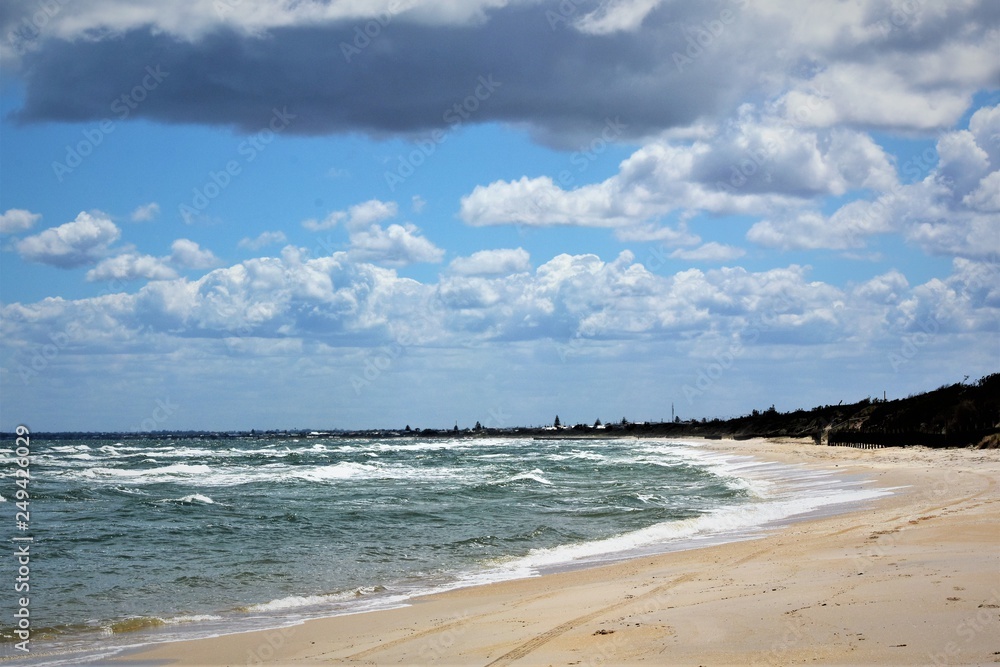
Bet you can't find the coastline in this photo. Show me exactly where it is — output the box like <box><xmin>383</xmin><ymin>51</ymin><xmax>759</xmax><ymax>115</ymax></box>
<box><xmin>113</xmin><ymin>437</ymin><xmax>1000</xmax><ymax>666</ymax></box>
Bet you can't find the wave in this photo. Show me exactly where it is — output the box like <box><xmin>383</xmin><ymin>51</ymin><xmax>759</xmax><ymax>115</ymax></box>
<box><xmin>495</xmin><ymin>484</ymin><xmax>892</xmax><ymax>576</ymax></box>
<box><xmin>506</xmin><ymin>469</ymin><xmax>552</xmax><ymax>485</ymax></box>
<box><xmin>103</xmin><ymin>612</ymin><xmax>226</xmax><ymax>636</ymax></box>
<box><xmin>241</xmin><ymin>586</ymin><xmax>389</xmax><ymax>612</ymax></box>
<box><xmin>51</xmin><ymin>444</ymin><xmax>93</xmax><ymax>453</ymax></box>
<box><xmin>111</xmin><ymin>486</ymin><xmax>149</xmax><ymax>496</ymax></box>
<box><xmin>291</xmin><ymin>462</ymin><xmax>379</xmax><ymax>481</ymax></box>
<box><xmin>160</xmin><ymin>494</ymin><xmax>216</xmax><ymax>505</ymax></box>
<box><xmin>79</xmin><ymin>464</ymin><xmax>213</xmax><ymax>481</ymax></box>
<box><xmin>548</xmin><ymin>450</ymin><xmax>606</xmax><ymax>462</ymax></box>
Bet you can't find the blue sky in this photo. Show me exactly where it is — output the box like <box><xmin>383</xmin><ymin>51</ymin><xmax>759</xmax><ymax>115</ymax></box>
<box><xmin>1</xmin><ymin>0</ymin><xmax>998</xmax><ymax>431</ymax></box>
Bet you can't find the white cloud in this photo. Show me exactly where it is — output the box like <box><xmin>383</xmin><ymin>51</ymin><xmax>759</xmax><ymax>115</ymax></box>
<box><xmin>303</xmin><ymin>199</ymin><xmax>398</xmax><ymax>232</ymax></box>
<box><xmin>460</xmin><ymin>106</ymin><xmax>899</xmax><ymax>236</ymax></box>
<box><xmin>130</xmin><ymin>202</ymin><xmax>160</xmax><ymax>222</ymax></box>
<box><xmin>4</xmin><ymin>247</ymin><xmax>998</xmax><ymax>432</ymax></box>
<box><xmin>2</xmin><ymin>0</ymin><xmax>512</xmax><ymax>45</ymax></box>
<box><xmin>238</xmin><ymin>231</ymin><xmax>288</xmax><ymax>251</ymax></box>
<box><xmin>449</xmin><ymin>248</ymin><xmax>531</xmax><ymax>276</ymax></box>
<box><xmin>347</xmin><ymin>222</ymin><xmax>444</xmax><ymax>266</ymax></box>
<box><xmin>0</xmin><ymin>209</ymin><xmax>41</xmax><ymax>234</ymax></box>
<box><xmin>852</xmin><ymin>270</ymin><xmax>910</xmax><ymax>306</ymax></box>
<box><xmin>963</xmin><ymin>171</ymin><xmax>1000</xmax><ymax>213</ymax></box>
<box><xmin>670</xmin><ymin>243</ymin><xmax>746</xmax><ymax>263</ymax></box>
<box><xmin>15</xmin><ymin>211</ymin><xmax>120</xmax><ymax>268</ymax></box>
<box><xmin>344</xmin><ymin>199</ymin><xmax>399</xmax><ymax>231</ymax></box>
<box><xmin>302</xmin><ymin>211</ymin><xmax>345</xmax><ymax>232</ymax></box>
<box><xmin>573</xmin><ymin>0</ymin><xmax>663</xmax><ymax>35</ymax></box>
<box><xmin>303</xmin><ymin>199</ymin><xmax>442</xmax><ymax>266</ymax></box>
<box><xmin>86</xmin><ymin>253</ymin><xmax>178</xmax><ymax>282</ymax></box>
<box><xmin>968</xmin><ymin>103</ymin><xmax>1000</xmax><ymax>168</ymax></box>
<box><xmin>777</xmin><ymin>64</ymin><xmax>973</xmax><ymax>132</ymax></box>
<box><xmin>747</xmin><ymin>104</ymin><xmax>1000</xmax><ymax>258</ymax></box>
<box><xmin>170</xmin><ymin>239</ymin><xmax>221</xmax><ymax>269</ymax></box>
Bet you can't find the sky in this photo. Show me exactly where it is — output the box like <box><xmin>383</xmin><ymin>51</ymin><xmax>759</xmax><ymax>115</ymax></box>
<box><xmin>0</xmin><ymin>0</ymin><xmax>998</xmax><ymax>432</ymax></box>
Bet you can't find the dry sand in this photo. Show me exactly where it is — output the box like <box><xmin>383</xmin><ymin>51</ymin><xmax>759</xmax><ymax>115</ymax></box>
<box><xmin>118</xmin><ymin>438</ymin><xmax>1000</xmax><ymax>666</ymax></box>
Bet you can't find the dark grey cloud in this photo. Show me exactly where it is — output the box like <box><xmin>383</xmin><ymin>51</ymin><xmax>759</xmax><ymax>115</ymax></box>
<box><xmin>7</xmin><ymin>2</ymin><xmax>752</xmax><ymax>145</ymax></box>
<box><xmin>7</xmin><ymin>1</ymin><xmax>998</xmax><ymax>145</ymax></box>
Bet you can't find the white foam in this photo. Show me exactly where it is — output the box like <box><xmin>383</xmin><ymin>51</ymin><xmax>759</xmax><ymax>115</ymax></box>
<box><xmin>162</xmin><ymin>494</ymin><xmax>215</xmax><ymax>505</ymax></box>
<box><xmin>507</xmin><ymin>469</ymin><xmax>553</xmax><ymax>485</ymax></box>
<box><xmin>112</xmin><ymin>486</ymin><xmax>149</xmax><ymax>496</ymax></box>
<box><xmin>163</xmin><ymin>614</ymin><xmax>224</xmax><ymax>625</ymax></box>
<box><xmin>292</xmin><ymin>462</ymin><xmax>379</xmax><ymax>482</ymax></box>
<box><xmin>51</xmin><ymin>444</ymin><xmax>92</xmax><ymax>453</ymax></box>
<box><xmin>245</xmin><ymin>586</ymin><xmax>389</xmax><ymax>612</ymax></box>
<box><xmin>495</xmin><ymin>484</ymin><xmax>891</xmax><ymax>575</ymax></box>
<box><xmin>80</xmin><ymin>464</ymin><xmax>212</xmax><ymax>480</ymax></box>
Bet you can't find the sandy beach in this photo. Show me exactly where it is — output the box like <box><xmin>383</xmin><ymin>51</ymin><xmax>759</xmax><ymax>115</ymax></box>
<box><xmin>117</xmin><ymin>438</ymin><xmax>1000</xmax><ymax>666</ymax></box>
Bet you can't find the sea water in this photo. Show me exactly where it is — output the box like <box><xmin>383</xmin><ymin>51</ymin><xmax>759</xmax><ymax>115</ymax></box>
<box><xmin>0</xmin><ymin>436</ymin><xmax>891</xmax><ymax>664</ymax></box>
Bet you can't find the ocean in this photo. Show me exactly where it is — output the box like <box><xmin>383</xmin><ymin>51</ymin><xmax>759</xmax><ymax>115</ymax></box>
<box><xmin>0</xmin><ymin>435</ymin><xmax>892</xmax><ymax>664</ymax></box>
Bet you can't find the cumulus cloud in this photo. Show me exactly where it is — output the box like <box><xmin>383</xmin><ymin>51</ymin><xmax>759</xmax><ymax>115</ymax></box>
<box><xmin>746</xmin><ymin>104</ymin><xmax>1000</xmax><ymax>258</ymax></box>
<box><xmin>238</xmin><ymin>231</ymin><xmax>288</xmax><ymax>251</ymax></box>
<box><xmin>0</xmin><ymin>209</ymin><xmax>41</xmax><ymax>234</ymax></box>
<box><xmin>304</xmin><ymin>199</ymin><xmax>442</xmax><ymax>266</ymax></box>
<box><xmin>670</xmin><ymin>243</ymin><xmax>746</xmax><ymax>263</ymax></box>
<box><xmin>460</xmin><ymin>106</ymin><xmax>899</xmax><ymax>237</ymax></box>
<box><xmin>86</xmin><ymin>253</ymin><xmax>178</xmax><ymax>282</ymax></box>
<box><xmin>15</xmin><ymin>211</ymin><xmax>120</xmax><ymax>267</ymax></box>
<box><xmin>449</xmin><ymin>248</ymin><xmax>531</xmax><ymax>276</ymax></box>
<box><xmin>6</xmin><ymin>249</ymin><xmax>995</xmax><ymax>360</ymax></box>
<box><xmin>82</xmin><ymin>237</ymin><xmax>222</xmax><ymax>282</ymax></box>
<box><xmin>347</xmin><ymin>222</ymin><xmax>444</xmax><ymax>266</ymax></box>
<box><xmin>130</xmin><ymin>202</ymin><xmax>160</xmax><ymax>222</ymax></box>
<box><xmin>170</xmin><ymin>239</ymin><xmax>221</xmax><ymax>269</ymax></box>
<box><xmin>303</xmin><ymin>199</ymin><xmax>398</xmax><ymax>232</ymax></box>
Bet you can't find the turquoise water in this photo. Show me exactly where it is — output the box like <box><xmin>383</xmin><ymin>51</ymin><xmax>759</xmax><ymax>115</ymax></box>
<box><xmin>0</xmin><ymin>436</ymin><xmax>888</xmax><ymax>663</ymax></box>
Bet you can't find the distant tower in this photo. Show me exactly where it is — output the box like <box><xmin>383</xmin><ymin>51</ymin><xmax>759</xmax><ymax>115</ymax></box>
<box><xmin>671</xmin><ymin>403</ymin><xmax>675</xmax><ymax>422</ymax></box>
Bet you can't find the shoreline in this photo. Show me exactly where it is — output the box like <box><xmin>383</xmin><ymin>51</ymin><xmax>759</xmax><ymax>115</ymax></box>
<box><xmin>112</xmin><ymin>437</ymin><xmax>1000</xmax><ymax>666</ymax></box>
